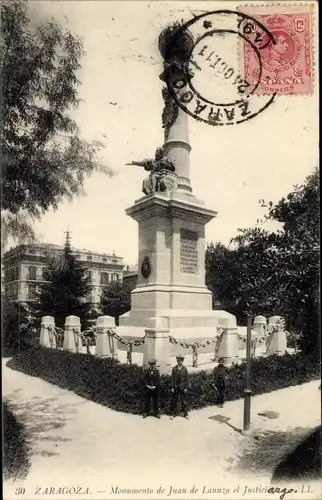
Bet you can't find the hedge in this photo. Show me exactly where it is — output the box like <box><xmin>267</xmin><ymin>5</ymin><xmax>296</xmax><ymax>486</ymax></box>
<box><xmin>6</xmin><ymin>347</ymin><xmax>320</xmax><ymax>415</ymax></box>
<box><xmin>3</xmin><ymin>401</ymin><xmax>31</xmax><ymax>480</ymax></box>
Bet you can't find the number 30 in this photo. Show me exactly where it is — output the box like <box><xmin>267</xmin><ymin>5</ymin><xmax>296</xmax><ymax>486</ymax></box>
<box><xmin>15</xmin><ymin>487</ymin><xmax>25</xmax><ymax>495</ymax></box>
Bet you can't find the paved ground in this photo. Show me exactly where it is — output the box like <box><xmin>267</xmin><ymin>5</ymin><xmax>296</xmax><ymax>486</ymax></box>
<box><xmin>3</xmin><ymin>358</ymin><xmax>321</xmax><ymax>500</ymax></box>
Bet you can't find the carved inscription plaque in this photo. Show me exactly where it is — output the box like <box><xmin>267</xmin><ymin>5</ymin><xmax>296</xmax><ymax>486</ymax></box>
<box><xmin>180</xmin><ymin>229</ymin><xmax>198</xmax><ymax>274</ymax></box>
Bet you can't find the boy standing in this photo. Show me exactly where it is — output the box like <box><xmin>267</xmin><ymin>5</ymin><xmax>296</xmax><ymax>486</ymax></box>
<box><xmin>170</xmin><ymin>355</ymin><xmax>189</xmax><ymax>419</ymax></box>
<box><xmin>142</xmin><ymin>359</ymin><xmax>161</xmax><ymax>418</ymax></box>
<box><xmin>213</xmin><ymin>357</ymin><xmax>227</xmax><ymax>408</ymax></box>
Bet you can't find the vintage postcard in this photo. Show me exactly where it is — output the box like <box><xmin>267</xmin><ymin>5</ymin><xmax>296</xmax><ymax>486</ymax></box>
<box><xmin>2</xmin><ymin>1</ymin><xmax>320</xmax><ymax>500</ymax></box>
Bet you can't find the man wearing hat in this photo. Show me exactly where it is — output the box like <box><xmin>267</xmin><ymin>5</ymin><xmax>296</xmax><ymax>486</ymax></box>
<box><xmin>170</xmin><ymin>354</ymin><xmax>189</xmax><ymax>419</ymax></box>
<box><xmin>142</xmin><ymin>359</ymin><xmax>161</xmax><ymax>419</ymax></box>
<box><xmin>213</xmin><ymin>357</ymin><xmax>227</xmax><ymax>408</ymax></box>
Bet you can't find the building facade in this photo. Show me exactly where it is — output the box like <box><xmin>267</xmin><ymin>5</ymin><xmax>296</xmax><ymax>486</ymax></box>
<box><xmin>123</xmin><ymin>265</ymin><xmax>138</xmax><ymax>291</ymax></box>
<box><xmin>2</xmin><ymin>243</ymin><xmax>124</xmax><ymax>306</ymax></box>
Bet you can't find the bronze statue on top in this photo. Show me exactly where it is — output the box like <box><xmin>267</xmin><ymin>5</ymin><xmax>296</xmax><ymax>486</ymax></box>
<box><xmin>126</xmin><ymin>146</ymin><xmax>177</xmax><ymax>195</ymax></box>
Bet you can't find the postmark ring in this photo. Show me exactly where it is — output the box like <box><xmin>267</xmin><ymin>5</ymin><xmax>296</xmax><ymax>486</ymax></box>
<box><xmin>164</xmin><ymin>9</ymin><xmax>277</xmax><ymax>126</ymax></box>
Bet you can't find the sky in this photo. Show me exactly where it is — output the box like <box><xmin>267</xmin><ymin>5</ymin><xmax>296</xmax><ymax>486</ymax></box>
<box><xmin>28</xmin><ymin>1</ymin><xmax>318</xmax><ymax>265</ymax></box>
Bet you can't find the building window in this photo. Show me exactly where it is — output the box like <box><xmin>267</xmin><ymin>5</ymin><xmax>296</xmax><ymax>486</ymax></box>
<box><xmin>111</xmin><ymin>273</ymin><xmax>119</xmax><ymax>282</ymax></box>
<box><xmin>7</xmin><ymin>267</ymin><xmax>18</xmax><ymax>282</ymax></box>
<box><xmin>11</xmin><ymin>283</ymin><xmax>18</xmax><ymax>298</ymax></box>
<box><xmin>27</xmin><ymin>283</ymin><xmax>37</xmax><ymax>300</ymax></box>
<box><xmin>28</xmin><ymin>265</ymin><xmax>37</xmax><ymax>280</ymax></box>
<box><xmin>102</xmin><ymin>257</ymin><xmax>107</xmax><ymax>263</ymax></box>
<box><xmin>87</xmin><ymin>255</ymin><xmax>92</xmax><ymax>261</ymax></box>
<box><xmin>87</xmin><ymin>271</ymin><xmax>93</xmax><ymax>283</ymax></box>
<box><xmin>42</xmin><ymin>267</ymin><xmax>48</xmax><ymax>280</ymax></box>
<box><xmin>100</xmin><ymin>272</ymin><xmax>109</xmax><ymax>285</ymax></box>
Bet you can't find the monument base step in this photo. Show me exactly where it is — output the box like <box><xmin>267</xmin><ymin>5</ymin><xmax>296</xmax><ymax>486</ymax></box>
<box><xmin>119</xmin><ymin>308</ymin><xmax>236</xmax><ymax>331</ymax></box>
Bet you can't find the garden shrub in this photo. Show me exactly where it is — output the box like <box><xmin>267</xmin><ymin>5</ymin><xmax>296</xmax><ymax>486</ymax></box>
<box><xmin>6</xmin><ymin>348</ymin><xmax>320</xmax><ymax>415</ymax></box>
<box><xmin>3</xmin><ymin>401</ymin><xmax>31</xmax><ymax>480</ymax></box>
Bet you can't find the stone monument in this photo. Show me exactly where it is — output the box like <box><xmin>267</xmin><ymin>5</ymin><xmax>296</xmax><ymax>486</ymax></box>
<box><xmin>118</xmin><ymin>23</ymin><xmax>238</xmax><ymax>369</ymax></box>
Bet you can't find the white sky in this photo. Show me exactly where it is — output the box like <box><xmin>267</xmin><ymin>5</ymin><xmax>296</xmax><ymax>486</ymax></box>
<box><xmin>29</xmin><ymin>1</ymin><xmax>318</xmax><ymax>265</ymax></box>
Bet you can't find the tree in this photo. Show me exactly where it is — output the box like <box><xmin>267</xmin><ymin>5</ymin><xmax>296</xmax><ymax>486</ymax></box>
<box><xmin>100</xmin><ymin>281</ymin><xmax>132</xmax><ymax>326</ymax></box>
<box><xmin>1</xmin><ymin>296</ymin><xmax>35</xmax><ymax>354</ymax></box>
<box><xmin>1</xmin><ymin>0</ymin><xmax>113</xmax><ymax>247</ymax></box>
<box><xmin>206</xmin><ymin>169</ymin><xmax>319</xmax><ymax>357</ymax></box>
<box><xmin>35</xmin><ymin>236</ymin><xmax>91</xmax><ymax>329</ymax></box>
<box><xmin>206</xmin><ymin>237</ymin><xmax>276</xmax><ymax>325</ymax></box>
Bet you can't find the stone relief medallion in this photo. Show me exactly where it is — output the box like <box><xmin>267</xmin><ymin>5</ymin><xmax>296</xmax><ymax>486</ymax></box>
<box><xmin>141</xmin><ymin>256</ymin><xmax>151</xmax><ymax>278</ymax></box>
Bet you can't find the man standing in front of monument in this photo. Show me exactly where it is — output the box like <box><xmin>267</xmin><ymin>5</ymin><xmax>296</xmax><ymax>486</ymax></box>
<box><xmin>170</xmin><ymin>355</ymin><xmax>189</xmax><ymax>419</ymax></box>
<box><xmin>142</xmin><ymin>359</ymin><xmax>161</xmax><ymax>419</ymax></box>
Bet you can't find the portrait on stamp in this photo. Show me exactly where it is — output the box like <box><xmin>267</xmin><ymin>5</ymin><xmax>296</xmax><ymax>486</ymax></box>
<box><xmin>239</xmin><ymin>5</ymin><xmax>314</xmax><ymax>95</ymax></box>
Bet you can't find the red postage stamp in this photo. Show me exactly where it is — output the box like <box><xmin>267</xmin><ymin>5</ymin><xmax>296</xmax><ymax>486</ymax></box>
<box><xmin>239</xmin><ymin>4</ymin><xmax>314</xmax><ymax>95</ymax></box>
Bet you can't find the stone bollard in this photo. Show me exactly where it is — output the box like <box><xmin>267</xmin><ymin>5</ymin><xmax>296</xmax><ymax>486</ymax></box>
<box><xmin>63</xmin><ymin>316</ymin><xmax>81</xmax><ymax>353</ymax></box>
<box><xmin>39</xmin><ymin>316</ymin><xmax>56</xmax><ymax>348</ymax></box>
<box><xmin>253</xmin><ymin>315</ymin><xmax>267</xmax><ymax>336</ymax></box>
<box><xmin>267</xmin><ymin>316</ymin><xmax>287</xmax><ymax>356</ymax></box>
<box><xmin>144</xmin><ymin>317</ymin><xmax>171</xmax><ymax>374</ymax></box>
<box><xmin>215</xmin><ymin>327</ymin><xmax>239</xmax><ymax>363</ymax></box>
<box><xmin>96</xmin><ymin>315</ymin><xmax>118</xmax><ymax>359</ymax></box>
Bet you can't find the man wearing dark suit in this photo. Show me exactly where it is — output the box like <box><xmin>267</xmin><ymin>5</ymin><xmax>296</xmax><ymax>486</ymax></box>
<box><xmin>142</xmin><ymin>359</ymin><xmax>161</xmax><ymax>419</ymax></box>
<box><xmin>213</xmin><ymin>357</ymin><xmax>227</xmax><ymax>408</ymax></box>
<box><xmin>170</xmin><ymin>355</ymin><xmax>189</xmax><ymax>419</ymax></box>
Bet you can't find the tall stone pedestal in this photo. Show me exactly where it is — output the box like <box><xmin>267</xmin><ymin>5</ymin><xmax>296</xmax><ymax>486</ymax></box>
<box><xmin>118</xmin><ymin>190</ymin><xmax>238</xmax><ymax>370</ymax></box>
<box><xmin>120</xmin><ymin>191</ymin><xmax>216</xmax><ymax>323</ymax></box>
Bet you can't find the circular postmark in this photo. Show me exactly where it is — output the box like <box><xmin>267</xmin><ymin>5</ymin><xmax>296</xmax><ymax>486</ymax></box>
<box><xmin>163</xmin><ymin>10</ymin><xmax>277</xmax><ymax>126</ymax></box>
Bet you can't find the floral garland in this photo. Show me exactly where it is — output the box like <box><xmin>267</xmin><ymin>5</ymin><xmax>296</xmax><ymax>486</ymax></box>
<box><xmin>81</xmin><ymin>326</ymin><xmax>97</xmax><ymax>347</ymax></box>
<box><xmin>73</xmin><ymin>327</ymin><xmax>88</xmax><ymax>353</ymax></box>
<box><xmin>107</xmin><ymin>328</ymin><xmax>145</xmax><ymax>365</ymax></box>
<box><xmin>47</xmin><ymin>325</ymin><xmax>64</xmax><ymax>349</ymax></box>
<box><xmin>169</xmin><ymin>330</ymin><xmax>224</xmax><ymax>367</ymax></box>
<box><xmin>237</xmin><ymin>333</ymin><xmax>269</xmax><ymax>357</ymax></box>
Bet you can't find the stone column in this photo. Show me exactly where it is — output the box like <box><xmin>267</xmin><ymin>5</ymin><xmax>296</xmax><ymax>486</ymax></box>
<box><xmin>163</xmin><ymin>105</ymin><xmax>192</xmax><ymax>193</ymax></box>
<box><xmin>39</xmin><ymin>316</ymin><xmax>55</xmax><ymax>348</ymax></box>
<box><xmin>215</xmin><ymin>327</ymin><xmax>239</xmax><ymax>363</ymax></box>
<box><xmin>253</xmin><ymin>315</ymin><xmax>267</xmax><ymax>336</ymax></box>
<box><xmin>96</xmin><ymin>315</ymin><xmax>118</xmax><ymax>359</ymax></box>
<box><xmin>63</xmin><ymin>315</ymin><xmax>81</xmax><ymax>353</ymax></box>
<box><xmin>144</xmin><ymin>317</ymin><xmax>171</xmax><ymax>374</ymax></box>
<box><xmin>267</xmin><ymin>316</ymin><xmax>287</xmax><ymax>356</ymax></box>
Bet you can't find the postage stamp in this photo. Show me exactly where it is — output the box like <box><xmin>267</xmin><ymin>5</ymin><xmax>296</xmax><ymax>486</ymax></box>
<box><xmin>238</xmin><ymin>4</ymin><xmax>314</xmax><ymax>95</ymax></box>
